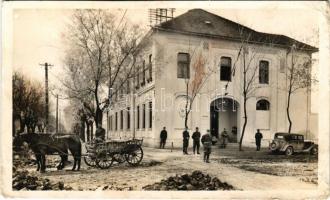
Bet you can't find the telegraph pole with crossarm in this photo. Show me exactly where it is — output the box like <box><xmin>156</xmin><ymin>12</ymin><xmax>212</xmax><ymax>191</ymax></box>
<box><xmin>39</xmin><ymin>62</ymin><xmax>53</xmax><ymax>133</ymax></box>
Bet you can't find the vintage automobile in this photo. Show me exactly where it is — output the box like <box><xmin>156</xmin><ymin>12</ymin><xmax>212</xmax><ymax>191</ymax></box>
<box><xmin>269</xmin><ymin>133</ymin><xmax>318</xmax><ymax>156</ymax></box>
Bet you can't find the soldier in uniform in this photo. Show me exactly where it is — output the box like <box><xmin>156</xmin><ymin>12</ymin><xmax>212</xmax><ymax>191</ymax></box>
<box><xmin>201</xmin><ymin>130</ymin><xmax>212</xmax><ymax>163</ymax></box>
<box><xmin>160</xmin><ymin>127</ymin><xmax>167</xmax><ymax>149</ymax></box>
<box><xmin>220</xmin><ymin>128</ymin><xmax>229</xmax><ymax>148</ymax></box>
<box><xmin>255</xmin><ymin>129</ymin><xmax>263</xmax><ymax>151</ymax></box>
<box><xmin>182</xmin><ymin>127</ymin><xmax>190</xmax><ymax>154</ymax></box>
<box><xmin>192</xmin><ymin>127</ymin><xmax>201</xmax><ymax>154</ymax></box>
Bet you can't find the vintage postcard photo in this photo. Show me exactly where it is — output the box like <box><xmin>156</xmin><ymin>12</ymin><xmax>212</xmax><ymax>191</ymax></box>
<box><xmin>1</xmin><ymin>1</ymin><xmax>330</xmax><ymax>199</ymax></box>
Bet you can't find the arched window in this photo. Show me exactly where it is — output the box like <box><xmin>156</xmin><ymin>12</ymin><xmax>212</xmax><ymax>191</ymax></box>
<box><xmin>256</xmin><ymin>99</ymin><xmax>270</xmax><ymax>110</ymax></box>
<box><xmin>256</xmin><ymin>99</ymin><xmax>270</xmax><ymax>129</ymax></box>
<box><xmin>259</xmin><ymin>60</ymin><xmax>269</xmax><ymax>84</ymax></box>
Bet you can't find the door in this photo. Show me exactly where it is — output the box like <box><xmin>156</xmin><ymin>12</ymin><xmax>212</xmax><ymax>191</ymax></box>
<box><xmin>210</xmin><ymin>106</ymin><xmax>219</xmax><ymax>138</ymax></box>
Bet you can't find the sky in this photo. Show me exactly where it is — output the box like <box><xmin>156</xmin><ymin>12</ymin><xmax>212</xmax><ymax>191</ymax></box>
<box><xmin>12</xmin><ymin>7</ymin><xmax>320</xmax><ymax>82</ymax></box>
<box><xmin>9</xmin><ymin>3</ymin><xmax>322</xmax><ymax>129</ymax></box>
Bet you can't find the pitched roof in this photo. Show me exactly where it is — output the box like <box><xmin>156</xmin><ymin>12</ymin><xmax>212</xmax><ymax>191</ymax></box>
<box><xmin>154</xmin><ymin>9</ymin><xmax>318</xmax><ymax>52</ymax></box>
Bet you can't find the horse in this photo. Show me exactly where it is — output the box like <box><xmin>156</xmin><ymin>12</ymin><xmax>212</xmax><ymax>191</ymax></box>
<box><xmin>13</xmin><ymin>132</ymin><xmax>81</xmax><ymax>173</ymax></box>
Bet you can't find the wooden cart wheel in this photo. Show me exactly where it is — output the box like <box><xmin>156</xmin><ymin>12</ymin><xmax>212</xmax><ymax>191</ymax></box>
<box><xmin>95</xmin><ymin>144</ymin><xmax>114</xmax><ymax>169</ymax></box>
<box><xmin>125</xmin><ymin>145</ymin><xmax>143</xmax><ymax>166</ymax></box>
<box><xmin>95</xmin><ymin>150</ymin><xmax>114</xmax><ymax>169</ymax></box>
<box><xmin>113</xmin><ymin>153</ymin><xmax>125</xmax><ymax>164</ymax></box>
<box><xmin>84</xmin><ymin>156</ymin><xmax>96</xmax><ymax>167</ymax></box>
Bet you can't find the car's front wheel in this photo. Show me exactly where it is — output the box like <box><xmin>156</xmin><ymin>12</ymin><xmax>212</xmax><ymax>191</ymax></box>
<box><xmin>269</xmin><ymin>142</ymin><xmax>277</xmax><ymax>151</ymax></box>
<box><xmin>285</xmin><ymin>146</ymin><xmax>294</xmax><ymax>156</ymax></box>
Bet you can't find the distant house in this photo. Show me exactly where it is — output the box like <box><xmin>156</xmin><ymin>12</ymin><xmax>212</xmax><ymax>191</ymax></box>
<box><xmin>104</xmin><ymin>9</ymin><xmax>318</xmax><ymax>147</ymax></box>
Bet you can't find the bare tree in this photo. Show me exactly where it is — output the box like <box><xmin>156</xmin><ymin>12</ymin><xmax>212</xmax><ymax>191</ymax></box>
<box><xmin>235</xmin><ymin>43</ymin><xmax>259</xmax><ymax>151</ymax></box>
<box><xmin>183</xmin><ymin>51</ymin><xmax>211</xmax><ymax>129</ymax></box>
<box><xmin>12</xmin><ymin>72</ymin><xmax>46</xmax><ymax>135</ymax></box>
<box><xmin>226</xmin><ymin>29</ymin><xmax>265</xmax><ymax>151</ymax></box>
<box><xmin>228</xmin><ymin>26</ymin><xmax>317</xmax><ymax>150</ymax></box>
<box><xmin>61</xmin><ymin>9</ymin><xmax>144</xmax><ymax>128</ymax></box>
<box><xmin>285</xmin><ymin>45</ymin><xmax>317</xmax><ymax>133</ymax></box>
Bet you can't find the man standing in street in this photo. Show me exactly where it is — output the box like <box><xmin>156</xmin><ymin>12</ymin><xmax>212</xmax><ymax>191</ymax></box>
<box><xmin>220</xmin><ymin>128</ymin><xmax>229</xmax><ymax>148</ymax></box>
<box><xmin>95</xmin><ymin>123</ymin><xmax>106</xmax><ymax>141</ymax></box>
<box><xmin>201</xmin><ymin>130</ymin><xmax>212</xmax><ymax>163</ymax></box>
<box><xmin>192</xmin><ymin>127</ymin><xmax>201</xmax><ymax>154</ymax></box>
<box><xmin>182</xmin><ymin>127</ymin><xmax>190</xmax><ymax>154</ymax></box>
<box><xmin>160</xmin><ymin>127</ymin><xmax>167</xmax><ymax>149</ymax></box>
<box><xmin>255</xmin><ymin>129</ymin><xmax>263</xmax><ymax>151</ymax></box>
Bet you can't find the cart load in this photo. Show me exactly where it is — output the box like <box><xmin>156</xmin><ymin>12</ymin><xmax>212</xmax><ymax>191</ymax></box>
<box><xmin>84</xmin><ymin>138</ymin><xmax>143</xmax><ymax>169</ymax></box>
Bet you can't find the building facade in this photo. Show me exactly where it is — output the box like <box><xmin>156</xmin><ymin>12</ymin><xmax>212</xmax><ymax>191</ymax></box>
<box><xmin>104</xmin><ymin>9</ymin><xmax>318</xmax><ymax>148</ymax></box>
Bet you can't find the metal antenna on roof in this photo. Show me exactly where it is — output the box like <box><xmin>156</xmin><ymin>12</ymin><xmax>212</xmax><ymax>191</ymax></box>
<box><xmin>148</xmin><ymin>8</ymin><xmax>175</xmax><ymax>27</ymax></box>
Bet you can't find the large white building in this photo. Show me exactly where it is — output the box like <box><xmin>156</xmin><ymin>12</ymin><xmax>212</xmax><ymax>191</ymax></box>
<box><xmin>104</xmin><ymin>9</ymin><xmax>318</xmax><ymax>148</ymax></box>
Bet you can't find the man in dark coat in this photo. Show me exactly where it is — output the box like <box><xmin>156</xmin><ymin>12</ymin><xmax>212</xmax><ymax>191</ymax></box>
<box><xmin>201</xmin><ymin>130</ymin><xmax>212</xmax><ymax>163</ymax></box>
<box><xmin>182</xmin><ymin>127</ymin><xmax>190</xmax><ymax>154</ymax></box>
<box><xmin>220</xmin><ymin>128</ymin><xmax>229</xmax><ymax>148</ymax></box>
<box><xmin>192</xmin><ymin>127</ymin><xmax>201</xmax><ymax>154</ymax></box>
<box><xmin>255</xmin><ymin>129</ymin><xmax>263</xmax><ymax>151</ymax></box>
<box><xmin>95</xmin><ymin>124</ymin><xmax>106</xmax><ymax>141</ymax></box>
<box><xmin>160</xmin><ymin>127</ymin><xmax>167</xmax><ymax>149</ymax></box>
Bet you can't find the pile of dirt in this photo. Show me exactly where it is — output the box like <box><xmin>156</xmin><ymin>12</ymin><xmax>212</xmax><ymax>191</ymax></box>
<box><xmin>142</xmin><ymin>170</ymin><xmax>234</xmax><ymax>190</ymax></box>
<box><xmin>12</xmin><ymin>170</ymin><xmax>73</xmax><ymax>191</ymax></box>
<box><xmin>101</xmin><ymin>185</ymin><xmax>133</xmax><ymax>191</ymax></box>
<box><xmin>300</xmin><ymin>177</ymin><xmax>318</xmax><ymax>185</ymax></box>
<box><xmin>13</xmin><ymin>155</ymin><xmax>36</xmax><ymax>169</ymax></box>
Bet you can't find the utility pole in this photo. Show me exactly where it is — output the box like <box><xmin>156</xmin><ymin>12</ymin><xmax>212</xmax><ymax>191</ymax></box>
<box><xmin>59</xmin><ymin>108</ymin><xmax>61</xmax><ymax>133</ymax></box>
<box><xmin>56</xmin><ymin>94</ymin><xmax>59</xmax><ymax>133</ymax></box>
<box><xmin>40</xmin><ymin>62</ymin><xmax>53</xmax><ymax>133</ymax></box>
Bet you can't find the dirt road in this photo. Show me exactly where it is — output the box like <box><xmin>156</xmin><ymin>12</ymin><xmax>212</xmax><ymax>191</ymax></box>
<box><xmin>22</xmin><ymin>145</ymin><xmax>317</xmax><ymax>191</ymax></box>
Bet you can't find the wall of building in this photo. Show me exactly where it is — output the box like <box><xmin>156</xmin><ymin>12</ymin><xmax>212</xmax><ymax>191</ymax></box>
<box><xmin>106</xmin><ymin>30</ymin><xmax>317</xmax><ymax>149</ymax></box>
<box><xmin>152</xmin><ymin>31</ymin><xmax>316</xmax><ymax>148</ymax></box>
<box><xmin>105</xmin><ymin>36</ymin><xmax>157</xmax><ymax>147</ymax></box>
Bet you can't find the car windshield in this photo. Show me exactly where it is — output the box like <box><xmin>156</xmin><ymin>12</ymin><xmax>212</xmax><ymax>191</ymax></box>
<box><xmin>276</xmin><ymin>135</ymin><xmax>284</xmax><ymax>139</ymax></box>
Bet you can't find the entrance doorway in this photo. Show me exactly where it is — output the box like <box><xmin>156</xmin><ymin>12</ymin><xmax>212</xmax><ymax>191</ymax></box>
<box><xmin>210</xmin><ymin>97</ymin><xmax>239</xmax><ymax>142</ymax></box>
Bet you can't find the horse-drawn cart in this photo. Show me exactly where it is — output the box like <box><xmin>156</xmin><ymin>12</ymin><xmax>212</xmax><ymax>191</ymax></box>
<box><xmin>84</xmin><ymin>139</ymin><xmax>143</xmax><ymax>169</ymax></box>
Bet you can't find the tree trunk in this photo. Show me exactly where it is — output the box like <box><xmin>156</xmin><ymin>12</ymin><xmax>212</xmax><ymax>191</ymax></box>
<box><xmin>239</xmin><ymin>98</ymin><xmax>247</xmax><ymax>151</ymax></box>
<box><xmin>184</xmin><ymin>82</ymin><xmax>189</xmax><ymax>129</ymax></box>
<box><xmin>91</xmin><ymin>122</ymin><xmax>94</xmax><ymax>140</ymax></box>
<box><xmin>86</xmin><ymin>121</ymin><xmax>90</xmax><ymax>142</ymax></box>
<box><xmin>287</xmin><ymin>92</ymin><xmax>292</xmax><ymax>133</ymax></box>
<box><xmin>239</xmin><ymin>55</ymin><xmax>247</xmax><ymax>151</ymax></box>
<box><xmin>80</xmin><ymin>121</ymin><xmax>85</xmax><ymax>142</ymax></box>
<box><xmin>184</xmin><ymin>113</ymin><xmax>188</xmax><ymax>129</ymax></box>
<box><xmin>95</xmin><ymin>106</ymin><xmax>103</xmax><ymax>127</ymax></box>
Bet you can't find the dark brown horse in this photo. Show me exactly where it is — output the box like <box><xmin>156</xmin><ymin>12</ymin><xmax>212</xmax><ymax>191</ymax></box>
<box><xmin>13</xmin><ymin>132</ymin><xmax>81</xmax><ymax>172</ymax></box>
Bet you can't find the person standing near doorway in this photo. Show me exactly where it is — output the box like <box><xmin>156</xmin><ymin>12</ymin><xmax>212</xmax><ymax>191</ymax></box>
<box><xmin>160</xmin><ymin>127</ymin><xmax>167</xmax><ymax>149</ymax></box>
<box><xmin>220</xmin><ymin>128</ymin><xmax>229</xmax><ymax>148</ymax></box>
<box><xmin>255</xmin><ymin>129</ymin><xmax>263</xmax><ymax>151</ymax></box>
<box><xmin>192</xmin><ymin>127</ymin><xmax>201</xmax><ymax>154</ymax></box>
<box><xmin>201</xmin><ymin>130</ymin><xmax>212</xmax><ymax>163</ymax></box>
<box><xmin>182</xmin><ymin>127</ymin><xmax>190</xmax><ymax>154</ymax></box>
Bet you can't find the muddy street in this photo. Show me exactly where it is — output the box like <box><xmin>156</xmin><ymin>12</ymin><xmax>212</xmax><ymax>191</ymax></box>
<box><xmin>16</xmin><ymin>145</ymin><xmax>317</xmax><ymax>191</ymax></box>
